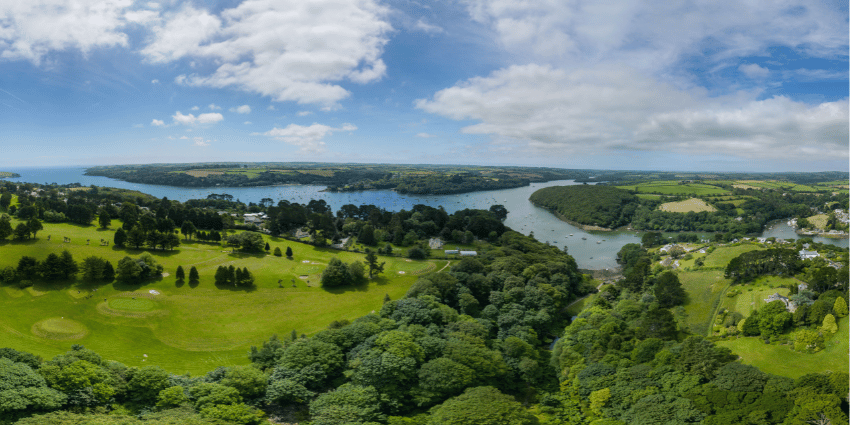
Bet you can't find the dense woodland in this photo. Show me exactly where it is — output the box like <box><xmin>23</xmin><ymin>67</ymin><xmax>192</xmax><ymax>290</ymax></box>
<box><xmin>530</xmin><ymin>183</ymin><xmax>850</xmax><ymax>234</ymax></box>
<box><xmin>84</xmin><ymin>163</ymin><xmax>596</xmax><ymax>195</ymax></box>
<box><xmin>0</xmin><ymin>181</ymin><xmax>847</xmax><ymax>424</ymax></box>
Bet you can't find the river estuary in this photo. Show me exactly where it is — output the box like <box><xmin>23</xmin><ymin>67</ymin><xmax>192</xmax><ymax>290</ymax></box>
<box><xmin>3</xmin><ymin>166</ymin><xmax>846</xmax><ymax>269</ymax></box>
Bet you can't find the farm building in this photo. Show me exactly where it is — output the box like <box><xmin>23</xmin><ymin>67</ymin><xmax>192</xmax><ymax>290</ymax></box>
<box><xmin>444</xmin><ymin>250</ymin><xmax>459</xmax><ymax>255</ymax></box>
<box><xmin>459</xmin><ymin>251</ymin><xmax>478</xmax><ymax>256</ymax></box>
<box><xmin>798</xmin><ymin>250</ymin><xmax>819</xmax><ymax>260</ymax></box>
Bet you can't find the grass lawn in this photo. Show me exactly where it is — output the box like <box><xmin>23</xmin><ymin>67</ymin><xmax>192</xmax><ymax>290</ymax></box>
<box><xmin>678</xmin><ymin>270</ymin><xmax>730</xmax><ymax>335</ymax></box>
<box><xmin>617</xmin><ymin>181</ymin><xmax>729</xmax><ymax>196</ymax></box>
<box><xmin>0</xmin><ymin>219</ymin><xmax>440</xmax><ymax>376</ymax></box>
<box><xmin>720</xmin><ymin>276</ymin><xmax>796</xmax><ymax>317</ymax></box>
<box><xmin>702</xmin><ymin>244</ymin><xmax>763</xmax><ymax>269</ymax></box>
<box><xmin>659</xmin><ymin>198</ymin><xmax>717</xmax><ymax>213</ymax></box>
<box><xmin>716</xmin><ymin>317</ymin><xmax>849</xmax><ymax>379</ymax></box>
<box><xmin>806</xmin><ymin>214</ymin><xmax>829</xmax><ymax>230</ymax></box>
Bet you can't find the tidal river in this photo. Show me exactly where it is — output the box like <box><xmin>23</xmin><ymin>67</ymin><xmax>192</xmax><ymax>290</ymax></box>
<box><xmin>4</xmin><ymin>166</ymin><xmax>846</xmax><ymax>269</ymax></box>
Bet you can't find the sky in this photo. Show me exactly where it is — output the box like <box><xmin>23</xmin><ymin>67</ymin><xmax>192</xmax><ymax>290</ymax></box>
<box><xmin>0</xmin><ymin>0</ymin><xmax>847</xmax><ymax>172</ymax></box>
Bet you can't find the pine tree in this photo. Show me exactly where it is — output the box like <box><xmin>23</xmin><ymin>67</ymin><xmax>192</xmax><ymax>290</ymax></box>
<box><xmin>114</xmin><ymin>228</ymin><xmax>127</xmax><ymax>247</ymax></box>
<box><xmin>227</xmin><ymin>265</ymin><xmax>236</xmax><ymax>285</ymax></box>
<box><xmin>285</xmin><ymin>247</ymin><xmax>293</xmax><ymax>258</ymax></box>
<box><xmin>175</xmin><ymin>265</ymin><xmax>185</xmax><ymax>281</ymax></box>
<box><xmin>189</xmin><ymin>266</ymin><xmax>199</xmax><ymax>282</ymax></box>
<box><xmin>383</xmin><ymin>294</ymin><xmax>391</xmax><ymax>304</ymax></box>
<box><xmin>833</xmin><ymin>297</ymin><xmax>848</xmax><ymax>318</ymax></box>
<box><xmin>265</xmin><ymin>242</ymin><xmax>271</xmax><ymax>252</ymax></box>
<box><xmin>214</xmin><ymin>266</ymin><xmax>227</xmax><ymax>285</ymax></box>
<box><xmin>274</xmin><ymin>247</ymin><xmax>282</xmax><ymax>256</ymax></box>
<box><xmin>103</xmin><ymin>261</ymin><xmax>115</xmax><ymax>281</ymax></box>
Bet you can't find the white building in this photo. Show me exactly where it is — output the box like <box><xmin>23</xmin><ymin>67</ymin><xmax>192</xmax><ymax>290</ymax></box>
<box><xmin>799</xmin><ymin>250</ymin><xmax>819</xmax><ymax>260</ymax></box>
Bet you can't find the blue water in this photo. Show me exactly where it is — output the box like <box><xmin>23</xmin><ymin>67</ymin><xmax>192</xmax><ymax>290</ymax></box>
<box><xmin>3</xmin><ymin>166</ymin><xmax>845</xmax><ymax>267</ymax></box>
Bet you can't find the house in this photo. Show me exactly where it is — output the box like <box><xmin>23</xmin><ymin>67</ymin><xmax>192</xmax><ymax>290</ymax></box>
<box><xmin>765</xmin><ymin>293</ymin><xmax>796</xmax><ymax>312</ymax></box>
<box><xmin>459</xmin><ymin>251</ymin><xmax>477</xmax><ymax>256</ymax></box>
<box><xmin>799</xmin><ymin>250</ymin><xmax>819</xmax><ymax>260</ymax></box>
<box><xmin>428</xmin><ymin>238</ymin><xmax>443</xmax><ymax>249</ymax></box>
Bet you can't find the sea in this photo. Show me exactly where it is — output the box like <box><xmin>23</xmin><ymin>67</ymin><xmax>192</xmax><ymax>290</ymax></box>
<box><xmin>3</xmin><ymin>166</ymin><xmax>846</xmax><ymax>269</ymax></box>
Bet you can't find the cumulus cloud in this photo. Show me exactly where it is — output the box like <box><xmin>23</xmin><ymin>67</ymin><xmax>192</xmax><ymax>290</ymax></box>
<box><xmin>296</xmin><ymin>111</ymin><xmax>313</xmax><ymax>117</ymax></box>
<box><xmin>208</xmin><ymin>103</ymin><xmax>220</xmax><ymax>110</ymax></box>
<box><xmin>739</xmin><ymin>64</ymin><xmax>770</xmax><ymax>79</ymax></box>
<box><xmin>462</xmin><ymin>0</ymin><xmax>848</xmax><ymax>71</ymax></box>
<box><xmin>0</xmin><ymin>0</ymin><xmax>141</xmax><ymax>65</ymax></box>
<box><xmin>190</xmin><ymin>106</ymin><xmax>199</xmax><ymax>110</ymax></box>
<box><xmin>255</xmin><ymin>122</ymin><xmax>357</xmax><ymax>153</ymax></box>
<box><xmin>172</xmin><ymin>111</ymin><xmax>223</xmax><ymax>125</ymax></box>
<box><xmin>142</xmin><ymin>0</ymin><xmax>391</xmax><ymax>108</ymax></box>
<box><xmin>151</xmin><ymin>79</ymin><xmax>159</xmax><ymax>84</ymax></box>
<box><xmin>413</xmin><ymin>19</ymin><xmax>444</xmax><ymax>34</ymax></box>
<box><xmin>416</xmin><ymin>64</ymin><xmax>848</xmax><ymax>161</ymax></box>
<box><xmin>191</xmin><ymin>137</ymin><xmax>210</xmax><ymax>146</ymax></box>
<box><xmin>230</xmin><ymin>105</ymin><xmax>251</xmax><ymax>114</ymax></box>
<box><xmin>416</xmin><ymin>132</ymin><xmax>437</xmax><ymax>138</ymax></box>
<box><xmin>151</xmin><ymin>119</ymin><xmax>165</xmax><ymax>126</ymax></box>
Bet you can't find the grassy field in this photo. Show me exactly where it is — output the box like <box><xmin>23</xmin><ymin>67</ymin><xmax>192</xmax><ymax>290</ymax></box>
<box><xmin>716</xmin><ymin>317</ymin><xmax>849</xmax><ymax>379</ymax></box>
<box><xmin>702</xmin><ymin>244</ymin><xmax>763</xmax><ymax>269</ymax></box>
<box><xmin>0</xmin><ymin>219</ymin><xmax>441</xmax><ymax>375</ymax></box>
<box><xmin>658</xmin><ymin>198</ymin><xmax>717</xmax><ymax>213</ymax></box>
<box><xmin>805</xmin><ymin>214</ymin><xmax>829</xmax><ymax>230</ymax></box>
<box><xmin>719</xmin><ymin>276</ymin><xmax>795</xmax><ymax>317</ymax></box>
<box><xmin>617</xmin><ymin>181</ymin><xmax>730</xmax><ymax>196</ymax></box>
<box><xmin>678</xmin><ymin>270</ymin><xmax>730</xmax><ymax>335</ymax></box>
<box><xmin>733</xmin><ymin>180</ymin><xmax>822</xmax><ymax>192</ymax></box>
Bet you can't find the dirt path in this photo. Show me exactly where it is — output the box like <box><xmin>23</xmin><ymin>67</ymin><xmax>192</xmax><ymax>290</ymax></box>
<box><xmin>436</xmin><ymin>261</ymin><xmax>451</xmax><ymax>273</ymax></box>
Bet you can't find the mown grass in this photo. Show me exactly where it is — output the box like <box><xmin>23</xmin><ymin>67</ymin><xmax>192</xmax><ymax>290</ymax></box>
<box><xmin>658</xmin><ymin>198</ymin><xmax>717</xmax><ymax>213</ymax></box>
<box><xmin>716</xmin><ymin>317</ymin><xmax>849</xmax><ymax>379</ymax></box>
<box><xmin>678</xmin><ymin>270</ymin><xmax>730</xmax><ymax>335</ymax></box>
<box><xmin>720</xmin><ymin>276</ymin><xmax>795</xmax><ymax>317</ymax></box>
<box><xmin>702</xmin><ymin>244</ymin><xmax>763</xmax><ymax>269</ymax></box>
<box><xmin>616</xmin><ymin>181</ymin><xmax>730</xmax><ymax>196</ymax></box>
<box><xmin>0</xmin><ymin>219</ymin><xmax>439</xmax><ymax>375</ymax></box>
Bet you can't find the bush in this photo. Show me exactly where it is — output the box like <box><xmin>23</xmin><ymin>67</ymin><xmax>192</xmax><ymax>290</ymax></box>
<box><xmin>273</xmin><ymin>247</ymin><xmax>282</xmax><ymax>257</ymax></box>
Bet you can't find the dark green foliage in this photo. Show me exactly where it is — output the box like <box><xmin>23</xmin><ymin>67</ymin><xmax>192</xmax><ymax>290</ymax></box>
<box><xmin>113</xmin><ymin>227</ymin><xmax>127</xmax><ymax>247</ymax></box>
<box><xmin>189</xmin><ymin>266</ymin><xmax>199</xmax><ymax>282</ymax></box>
<box><xmin>285</xmin><ymin>246</ymin><xmax>293</xmax><ymax>258</ymax></box>
<box><xmin>724</xmin><ymin>249</ymin><xmax>802</xmax><ymax>282</ymax></box>
<box><xmin>321</xmin><ymin>257</ymin><xmax>363</xmax><ymax>287</ymax></box>
<box><xmin>530</xmin><ymin>185</ymin><xmax>640</xmax><ymax>229</ymax></box>
<box><xmin>309</xmin><ymin>383</ymin><xmax>384</xmax><ymax>425</ymax></box>
<box><xmin>653</xmin><ymin>271</ymin><xmax>687</xmax><ymax>308</ymax></box>
<box><xmin>175</xmin><ymin>265</ymin><xmax>185</xmax><ymax>281</ymax></box>
<box><xmin>426</xmin><ymin>386</ymin><xmax>538</xmax><ymax>425</ymax></box>
<box><xmin>273</xmin><ymin>247</ymin><xmax>282</xmax><ymax>256</ymax></box>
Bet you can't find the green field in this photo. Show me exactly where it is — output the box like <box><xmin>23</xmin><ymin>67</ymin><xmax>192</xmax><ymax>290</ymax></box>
<box><xmin>702</xmin><ymin>244</ymin><xmax>763</xmax><ymax>269</ymax></box>
<box><xmin>716</xmin><ymin>317</ymin><xmax>849</xmax><ymax>379</ymax></box>
<box><xmin>678</xmin><ymin>270</ymin><xmax>730</xmax><ymax>335</ymax></box>
<box><xmin>720</xmin><ymin>276</ymin><xmax>795</xmax><ymax>318</ymax></box>
<box><xmin>659</xmin><ymin>198</ymin><xmax>717</xmax><ymax>213</ymax></box>
<box><xmin>616</xmin><ymin>181</ymin><xmax>729</xmax><ymax>196</ymax></box>
<box><xmin>0</xmin><ymin>219</ymin><xmax>440</xmax><ymax>375</ymax></box>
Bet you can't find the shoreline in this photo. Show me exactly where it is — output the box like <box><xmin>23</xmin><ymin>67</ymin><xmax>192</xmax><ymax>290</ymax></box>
<box><xmin>530</xmin><ymin>201</ymin><xmax>617</xmax><ymax>232</ymax></box>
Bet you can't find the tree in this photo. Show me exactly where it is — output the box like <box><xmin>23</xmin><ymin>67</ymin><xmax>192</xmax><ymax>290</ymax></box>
<box><xmin>427</xmin><ymin>386</ymin><xmax>537</xmax><ymax>425</ymax></box>
<box><xmin>364</xmin><ymin>249</ymin><xmax>385</xmax><ymax>279</ymax></box>
<box><xmin>820</xmin><ymin>314</ymin><xmax>838</xmax><ymax>335</ymax></box>
<box><xmin>189</xmin><ymin>266</ymin><xmax>199</xmax><ymax>282</ymax></box>
<box><xmin>0</xmin><ymin>214</ymin><xmax>12</xmax><ymax>240</ymax></box>
<box><xmin>127</xmin><ymin>366</ymin><xmax>171</xmax><ymax>404</ymax></box>
<box><xmin>653</xmin><ymin>271</ymin><xmax>686</xmax><ymax>308</ymax></box>
<box><xmin>273</xmin><ymin>247</ymin><xmax>282</xmax><ymax>257</ymax></box>
<box><xmin>285</xmin><ymin>247</ymin><xmax>293</xmax><ymax>258</ymax></box>
<box><xmin>309</xmin><ymin>384</ymin><xmax>383</xmax><ymax>425</ymax></box>
<box><xmin>321</xmin><ymin>258</ymin><xmax>351</xmax><ymax>288</ymax></box>
<box><xmin>264</xmin><ymin>242</ymin><xmax>270</xmax><ymax>252</ymax></box>
<box><xmin>116</xmin><ymin>257</ymin><xmax>143</xmax><ymax>282</ymax></box>
<box><xmin>742</xmin><ymin>312</ymin><xmax>761</xmax><ymax>336</ymax></box>
<box><xmin>13</xmin><ymin>223</ymin><xmax>29</xmax><ymax>240</ymax></box>
<box><xmin>0</xmin><ymin>193</ymin><xmax>10</xmax><ymax>210</ymax></box>
<box><xmin>489</xmin><ymin>204</ymin><xmax>508</xmax><ymax>221</ymax></box>
<box><xmin>40</xmin><ymin>253</ymin><xmax>65</xmax><ymax>280</ymax></box>
<box><xmin>81</xmin><ymin>256</ymin><xmax>107</xmax><ymax>281</ymax></box>
<box><xmin>98</xmin><ymin>212</ymin><xmax>111</xmax><ymax>229</ymax></box>
<box><xmin>175</xmin><ymin>265</ymin><xmax>185</xmax><ymax>281</ymax></box>
<box><xmin>113</xmin><ymin>227</ymin><xmax>127</xmax><ymax>247</ymax></box>
<box><xmin>347</xmin><ymin>262</ymin><xmax>364</xmax><ymax>284</ymax></box>
<box><xmin>26</xmin><ymin>217</ymin><xmax>42</xmax><ymax>239</ymax></box>
<box><xmin>127</xmin><ymin>227</ymin><xmax>145</xmax><ymax>249</ymax></box>
<box><xmin>16</xmin><ymin>256</ymin><xmax>39</xmax><ymax>281</ymax></box>
<box><xmin>156</xmin><ymin>386</ymin><xmax>187</xmax><ymax>409</ymax></box>
<box><xmin>180</xmin><ymin>220</ymin><xmax>197</xmax><ymax>240</ymax></box>
<box><xmin>833</xmin><ymin>297</ymin><xmax>847</xmax><ymax>318</ymax></box>
<box><xmin>102</xmin><ymin>261</ymin><xmax>115</xmax><ymax>282</ymax></box>
<box><xmin>221</xmin><ymin>365</ymin><xmax>268</xmax><ymax>400</ymax></box>
<box><xmin>358</xmin><ymin>224</ymin><xmax>376</xmax><ymax>246</ymax></box>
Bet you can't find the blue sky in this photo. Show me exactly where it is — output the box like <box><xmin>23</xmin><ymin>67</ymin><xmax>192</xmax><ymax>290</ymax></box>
<box><xmin>0</xmin><ymin>0</ymin><xmax>846</xmax><ymax>172</ymax></box>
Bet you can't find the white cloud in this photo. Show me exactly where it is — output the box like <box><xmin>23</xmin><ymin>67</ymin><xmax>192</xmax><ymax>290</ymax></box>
<box><xmin>416</xmin><ymin>64</ymin><xmax>848</xmax><ymax>162</ymax></box>
<box><xmin>151</xmin><ymin>79</ymin><xmax>160</xmax><ymax>84</ymax></box>
<box><xmin>171</xmin><ymin>111</ymin><xmax>224</xmax><ymax>125</ymax></box>
<box><xmin>413</xmin><ymin>19</ymin><xmax>444</xmax><ymax>34</ymax></box>
<box><xmin>142</xmin><ymin>0</ymin><xmax>391</xmax><ymax>108</ymax></box>
<box><xmin>191</xmin><ymin>137</ymin><xmax>210</xmax><ymax>146</ymax></box>
<box><xmin>244</xmin><ymin>121</ymin><xmax>252</xmax><ymax>125</ymax></box>
<box><xmin>256</xmin><ymin>122</ymin><xmax>357</xmax><ymax>153</ymax></box>
<box><xmin>462</xmin><ymin>0</ymin><xmax>848</xmax><ymax>72</ymax></box>
<box><xmin>230</xmin><ymin>105</ymin><xmax>251</xmax><ymax>114</ymax></box>
<box><xmin>739</xmin><ymin>64</ymin><xmax>770</xmax><ymax>79</ymax></box>
<box><xmin>267</xmin><ymin>105</ymin><xmax>276</xmax><ymax>110</ymax></box>
<box><xmin>208</xmin><ymin>103</ymin><xmax>221</xmax><ymax>110</ymax></box>
<box><xmin>296</xmin><ymin>111</ymin><xmax>313</xmax><ymax>117</ymax></box>
<box><xmin>416</xmin><ymin>132</ymin><xmax>437</xmax><ymax>138</ymax></box>
<box><xmin>190</xmin><ymin>106</ymin><xmax>199</xmax><ymax>111</ymax></box>
<box><xmin>0</xmin><ymin>0</ymin><xmax>137</xmax><ymax>65</ymax></box>
<box><xmin>151</xmin><ymin>119</ymin><xmax>165</xmax><ymax>126</ymax></box>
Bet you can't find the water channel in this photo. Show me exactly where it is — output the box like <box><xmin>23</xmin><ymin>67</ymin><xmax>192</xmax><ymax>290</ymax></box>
<box><xmin>4</xmin><ymin>166</ymin><xmax>846</xmax><ymax>269</ymax></box>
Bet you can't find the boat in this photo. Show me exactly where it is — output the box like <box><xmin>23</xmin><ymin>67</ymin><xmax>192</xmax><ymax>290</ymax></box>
<box><xmin>582</xmin><ymin>237</ymin><xmax>587</xmax><ymax>240</ymax></box>
<box><xmin>569</xmin><ymin>234</ymin><xmax>573</xmax><ymax>236</ymax></box>
<box><xmin>597</xmin><ymin>241</ymin><xmax>601</xmax><ymax>244</ymax></box>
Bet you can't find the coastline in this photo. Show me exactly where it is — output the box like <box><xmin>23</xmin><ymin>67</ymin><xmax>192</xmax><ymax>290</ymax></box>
<box><xmin>529</xmin><ymin>201</ymin><xmax>615</xmax><ymax>232</ymax></box>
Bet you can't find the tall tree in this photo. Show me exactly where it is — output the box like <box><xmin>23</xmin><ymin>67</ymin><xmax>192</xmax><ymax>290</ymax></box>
<box><xmin>364</xmin><ymin>249</ymin><xmax>385</xmax><ymax>279</ymax></box>
<box><xmin>0</xmin><ymin>215</ymin><xmax>12</xmax><ymax>240</ymax></box>
<box><xmin>189</xmin><ymin>266</ymin><xmax>199</xmax><ymax>282</ymax></box>
<box><xmin>175</xmin><ymin>265</ymin><xmax>185</xmax><ymax>281</ymax></box>
<box><xmin>180</xmin><ymin>220</ymin><xmax>196</xmax><ymax>240</ymax></box>
<box><xmin>113</xmin><ymin>227</ymin><xmax>127</xmax><ymax>247</ymax></box>
<box><xmin>98</xmin><ymin>211</ymin><xmax>111</xmax><ymax>229</ymax></box>
<box><xmin>285</xmin><ymin>247</ymin><xmax>293</xmax><ymax>258</ymax></box>
<box><xmin>127</xmin><ymin>227</ymin><xmax>145</xmax><ymax>249</ymax></box>
<box><xmin>13</xmin><ymin>223</ymin><xmax>29</xmax><ymax>240</ymax></box>
<box><xmin>653</xmin><ymin>271</ymin><xmax>686</xmax><ymax>308</ymax></box>
<box><xmin>26</xmin><ymin>217</ymin><xmax>42</xmax><ymax>239</ymax></box>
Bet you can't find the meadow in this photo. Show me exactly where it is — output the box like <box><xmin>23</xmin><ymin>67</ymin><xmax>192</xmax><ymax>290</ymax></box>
<box><xmin>716</xmin><ymin>317</ymin><xmax>849</xmax><ymax>379</ymax></box>
<box><xmin>678</xmin><ymin>270</ymin><xmax>730</xmax><ymax>335</ymax></box>
<box><xmin>0</xmin><ymin>219</ymin><xmax>442</xmax><ymax>375</ymax></box>
<box><xmin>615</xmin><ymin>180</ymin><xmax>730</xmax><ymax>196</ymax></box>
<box><xmin>719</xmin><ymin>276</ymin><xmax>796</xmax><ymax>318</ymax></box>
<box><xmin>658</xmin><ymin>198</ymin><xmax>717</xmax><ymax>213</ymax></box>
